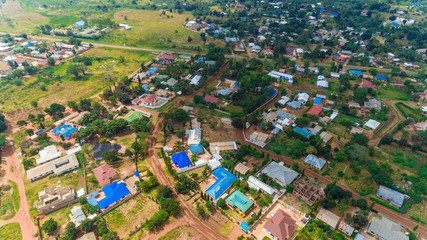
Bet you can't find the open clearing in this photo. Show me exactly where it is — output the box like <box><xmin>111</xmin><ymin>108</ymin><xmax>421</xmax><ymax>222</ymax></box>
<box><xmin>158</xmin><ymin>224</ymin><xmax>205</xmax><ymax>240</ymax></box>
<box><xmin>0</xmin><ymin>0</ymin><xmax>48</xmax><ymax>34</ymax></box>
<box><xmin>0</xmin><ymin>180</ymin><xmax>20</xmax><ymax>220</ymax></box>
<box><xmin>0</xmin><ymin>222</ymin><xmax>22</xmax><ymax>240</ymax></box>
<box><xmin>104</xmin><ymin>193</ymin><xmax>159</xmax><ymax>239</ymax></box>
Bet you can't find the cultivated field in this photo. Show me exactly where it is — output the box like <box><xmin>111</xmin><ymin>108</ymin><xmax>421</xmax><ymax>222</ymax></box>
<box><xmin>0</xmin><ymin>222</ymin><xmax>22</xmax><ymax>240</ymax></box>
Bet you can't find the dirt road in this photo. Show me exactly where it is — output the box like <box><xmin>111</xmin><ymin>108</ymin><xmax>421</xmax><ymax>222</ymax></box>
<box><xmin>0</xmin><ymin>143</ymin><xmax>37</xmax><ymax>239</ymax></box>
<box><xmin>143</xmin><ymin>62</ymin><xmax>230</xmax><ymax>240</ymax></box>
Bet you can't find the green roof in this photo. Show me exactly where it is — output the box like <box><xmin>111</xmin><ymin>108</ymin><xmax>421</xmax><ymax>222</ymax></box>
<box><xmin>226</xmin><ymin>190</ymin><xmax>253</xmax><ymax>213</ymax></box>
<box><xmin>124</xmin><ymin>111</ymin><xmax>144</xmax><ymax>122</ymax></box>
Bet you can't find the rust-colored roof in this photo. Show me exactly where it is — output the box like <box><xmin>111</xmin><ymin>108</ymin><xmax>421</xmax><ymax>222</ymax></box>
<box><xmin>204</xmin><ymin>94</ymin><xmax>219</xmax><ymax>104</ymax></box>
<box><xmin>263</xmin><ymin>209</ymin><xmax>297</xmax><ymax>240</ymax></box>
<box><xmin>93</xmin><ymin>164</ymin><xmax>117</xmax><ymax>187</ymax></box>
<box><xmin>144</xmin><ymin>94</ymin><xmax>157</xmax><ymax>104</ymax></box>
<box><xmin>361</xmin><ymin>81</ymin><xmax>374</xmax><ymax>88</ymax></box>
<box><xmin>307</xmin><ymin>105</ymin><xmax>323</xmax><ymax>115</ymax></box>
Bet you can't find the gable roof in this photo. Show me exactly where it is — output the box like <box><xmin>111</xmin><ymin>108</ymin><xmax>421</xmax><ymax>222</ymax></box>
<box><xmin>294</xmin><ymin>127</ymin><xmax>313</xmax><ymax>139</ymax></box>
<box><xmin>307</xmin><ymin>105</ymin><xmax>323</xmax><ymax>115</ymax></box>
<box><xmin>92</xmin><ymin>143</ymin><xmax>122</xmax><ymax>160</ymax></box>
<box><xmin>263</xmin><ymin>209</ymin><xmax>297</xmax><ymax>240</ymax></box>
<box><xmin>226</xmin><ymin>190</ymin><xmax>254</xmax><ymax>213</ymax></box>
<box><xmin>368</xmin><ymin>217</ymin><xmax>408</xmax><ymax>240</ymax></box>
<box><xmin>361</xmin><ymin>80</ymin><xmax>374</xmax><ymax>88</ymax></box>
<box><xmin>171</xmin><ymin>151</ymin><xmax>192</xmax><ymax>168</ymax></box>
<box><xmin>92</xmin><ymin>164</ymin><xmax>117</xmax><ymax>187</ymax></box>
<box><xmin>304</xmin><ymin>154</ymin><xmax>326</xmax><ymax>169</ymax></box>
<box><xmin>144</xmin><ymin>94</ymin><xmax>157</xmax><ymax>104</ymax></box>
<box><xmin>36</xmin><ymin>145</ymin><xmax>62</xmax><ymax>165</ymax></box>
<box><xmin>261</xmin><ymin>161</ymin><xmax>299</xmax><ymax>186</ymax></box>
<box><xmin>189</xmin><ymin>143</ymin><xmax>204</xmax><ymax>154</ymax></box>
<box><xmin>377</xmin><ymin>185</ymin><xmax>405</xmax><ymax>208</ymax></box>
<box><xmin>375</xmin><ymin>74</ymin><xmax>388</xmax><ymax>81</ymax></box>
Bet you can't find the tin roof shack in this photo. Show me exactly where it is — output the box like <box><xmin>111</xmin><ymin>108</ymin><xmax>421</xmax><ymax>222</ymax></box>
<box><xmin>376</xmin><ymin>185</ymin><xmax>406</xmax><ymax>208</ymax></box>
<box><xmin>34</xmin><ymin>186</ymin><xmax>78</xmax><ymax>213</ymax></box>
<box><xmin>316</xmin><ymin>208</ymin><xmax>340</xmax><ymax>229</ymax></box>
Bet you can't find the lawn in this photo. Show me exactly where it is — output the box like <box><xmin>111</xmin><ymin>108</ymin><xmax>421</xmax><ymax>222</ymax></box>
<box><xmin>0</xmin><ymin>222</ymin><xmax>22</xmax><ymax>240</ymax></box>
<box><xmin>377</xmin><ymin>85</ymin><xmax>411</xmax><ymax>101</ymax></box>
<box><xmin>219</xmin><ymin>221</ymin><xmax>234</xmax><ymax>237</ymax></box>
<box><xmin>0</xmin><ymin>180</ymin><xmax>20</xmax><ymax>220</ymax></box>
<box><xmin>104</xmin><ymin>193</ymin><xmax>159</xmax><ymax>239</ymax></box>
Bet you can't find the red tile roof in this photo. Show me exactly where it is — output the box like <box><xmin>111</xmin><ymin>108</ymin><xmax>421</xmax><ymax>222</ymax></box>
<box><xmin>361</xmin><ymin>81</ymin><xmax>374</xmax><ymax>88</ymax></box>
<box><xmin>204</xmin><ymin>94</ymin><xmax>219</xmax><ymax>104</ymax></box>
<box><xmin>263</xmin><ymin>209</ymin><xmax>297</xmax><ymax>240</ymax></box>
<box><xmin>160</xmin><ymin>54</ymin><xmax>176</xmax><ymax>60</ymax></box>
<box><xmin>144</xmin><ymin>94</ymin><xmax>157</xmax><ymax>104</ymax></box>
<box><xmin>93</xmin><ymin>164</ymin><xmax>117</xmax><ymax>187</ymax></box>
<box><xmin>335</xmin><ymin>56</ymin><xmax>346</xmax><ymax>61</ymax></box>
<box><xmin>307</xmin><ymin>104</ymin><xmax>323</xmax><ymax>115</ymax></box>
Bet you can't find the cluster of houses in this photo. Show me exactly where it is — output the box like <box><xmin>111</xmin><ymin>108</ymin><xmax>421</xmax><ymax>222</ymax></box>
<box><xmin>51</xmin><ymin>20</ymin><xmax>112</xmax><ymax>39</ymax></box>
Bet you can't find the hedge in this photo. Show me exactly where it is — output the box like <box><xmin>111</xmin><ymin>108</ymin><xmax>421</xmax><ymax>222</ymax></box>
<box><xmin>369</xmin><ymin>197</ymin><xmax>401</xmax><ymax>212</ymax></box>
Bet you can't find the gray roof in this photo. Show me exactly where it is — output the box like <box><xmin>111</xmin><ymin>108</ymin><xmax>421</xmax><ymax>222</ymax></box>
<box><xmin>354</xmin><ymin>233</ymin><xmax>369</xmax><ymax>240</ymax></box>
<box><xmin>261</xmin><ymin>161</ymin><xmax>299</xmax><ymax>186</ymax></box>
<box><xmin>368</xmin><ymin>217</ymin><xmax>409</xmax><ymax>240</ymax></box>
<box><xmin>287</xmin><ymin>101</ymin><xmax>302</xmax><ymax>109</ymax></box>
<box><xmin>276</xmin><ymin>110</ymin><xmax>295</xmax><ymax>120</ymax></box>
<box><xmin>218</xmin><ymin>89</ymin><xmax>233</xmax><ymax>96</ymax></box>
<box><xmin>304</xmin><ymin>154</ymin><xmax>326</xmax><ymax>170</ymax></box>
<box><xmin>164</xmin><ymin>78</ymin><xmax>178</xmax><ymax>86</ymax></box>
<box><xmin>71</xmin><ymin>206</ymin><xmax>86</xmax><ymax>225</ymax></box>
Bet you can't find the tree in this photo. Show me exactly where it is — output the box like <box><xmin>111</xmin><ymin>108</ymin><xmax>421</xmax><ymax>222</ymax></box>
<box><xmin>285</xmin><ymin>184</ymin><xmax>295</xmax><ymax>193</ymax></box>
<box><xmin>200</xmin><ymin>32</ymin><xmax>206</xmax><ymax>41</ymax></box>
<box><xmin>44</xmin><ymin>103</ymin><xmax>65</xmax><ymax>120</ymax></box>
<box><xmin>160</xmin><ymin>198</ymin><xmax>180</xmax><ymax>216</ymax></box>
<box><xmin>198</xmin><ymin>207</ymin><xmax>207</xmax><ymax>218</ymax></box>
<box><xmin>17</xmin><ymin>120</ymin><xmax>27</xmax><ymax>127</ymax></box>
<box><xmin>42</xmin><ymin>218</ymin><xmax>58</xmax><ymax>235</ymax></box>
<box><xmin>67</xmin><ymin>63</ymin><xmax>86</xmax><ymax>78</ymax></box>
<box><xmin>295</xmin><ymin>117</ymin><xmax>311</xmax><ymax>127</ymax></box>
<box><xmin>352</xmin><ymin>214</ymin><xmax>368</xmax><ymax>229</ymax></box>
<box><xmin>47</xmin><ymin>57</ymin><xmax>55</xmax><ymax>66</ymax></box>
<box><xmin>157</xmin><ymin>185</ymin><xmax>173</xmax><ymax>202</ymax></box>
<box><xmin>79</xmin><ymin>99</ymin><xmax>92</xmax><ymax>111</ymax></box>
<box><xmin>80</xmin><ymin>219</ymin><xmax>94</xmax><ymax>232</ymax></box>
<box><xmin>188</xmin><ymin>36</ymin><xmax>193</xmax><ymax>42</ymax></box>
<box><xmin>0</xmin><ymin>133</ymin><xmax>7</xmax><ymax>149</ymax></box>
<box><xmin>102</xmin><ymin>150</ymin><xmax>119</xmax><ymax>163</ymax></box>
<box><xmin>30</xmin><ymin>100</ymin><xmax>38</xmax><ymax>108</ymax></box>
<box><xmin>62</xmin><ymin>222</ymin><xmax>78</xmax><ymax>240</ymax></box>
<box><xmin>173</xmin><ymin>141</ymin><xmax>185</xmax><ymax>153</ymax></box>
<box><xmin>232</xmin><ymin>118</ymin><xmax>243</xmax><ymax>128</ymax></box>
<box><xmin>216</xmin><ymin>198</ymin><xmax>227</xmax><ymax>209</ymax></box>
<box><xmin>379</xmin><ymin>134</ymin><xmax>394</xmax><ymax>146</ymax></box>
<box><xmin>102</xmin><ymin>232</ymin><xmax>120</xmax><ymax>240</ymax></box>
<box><xmin>337</xmin><ymin>202</ymin><xmax>349</xmax><ymax>216</ymax></box>
<box><xmin>109</xmin><ymin>96</ymin><xmax>117</xmax><ymax>106</ymax></box>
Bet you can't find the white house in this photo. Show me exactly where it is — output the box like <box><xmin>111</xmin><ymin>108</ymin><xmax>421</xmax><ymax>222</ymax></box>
<box><xmin>317</xmin><ymin>80</ymin><xmax>329</xmax><ymax>88</ymax></box>
<box><xmin>297</xmin><ymin>93</ymin><xmax>310</xmax><ymax>103</ymax></box>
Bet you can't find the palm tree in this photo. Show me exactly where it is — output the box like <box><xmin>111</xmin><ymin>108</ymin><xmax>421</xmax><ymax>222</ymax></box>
<box><xmin>173</xmin><ymin>141</ymin><xmax>185</xmax><ymax>153</ymax></box>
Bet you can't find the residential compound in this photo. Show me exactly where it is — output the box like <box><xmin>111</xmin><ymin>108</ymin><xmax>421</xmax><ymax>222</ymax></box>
<box><xmin>34</xmin><ymin>186</ymin><xmax>78</xmax><ymax>213</ymax></box>
<box><xmin>26</xmin><ymin>153</ymin><xmax>80</xmax><ymax>181</ymax></box>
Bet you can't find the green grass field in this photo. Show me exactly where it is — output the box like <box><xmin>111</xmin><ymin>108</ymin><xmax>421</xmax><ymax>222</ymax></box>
<box><xmin>0</xmin><ymin>222</ymin><xmax>22</xmax><ymax>240</ymax></box>
<box><xmin>377</xmin><ymin>85</ymin><xmax>411</xmax><ymax>101</ymax></box>
<box><xmin>0</xmin><ymin>180</ymin><xmax>20</xmax><ymax>220</ymax></box>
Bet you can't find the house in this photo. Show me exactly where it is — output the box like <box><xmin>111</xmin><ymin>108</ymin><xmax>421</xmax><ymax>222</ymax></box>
<box><xmin>190</xmin><ymin>75</ymin><xmax>202</xmax><ymax>85</ymax></box>
<box><xmin>218</xmin><ymin>89</ymin><xmax>233</xmax><ymax>96</ymax></box>
<box><xmin>367</xmin><ymin>217</ymin><xmax>409</xmax><ymax>240</ymax></box>
<box><xmin>262</xmin><ymin>49</ymin><xmax>274</xmax><ymax>56</ymax></box>
<box><xmin>159</xmin><ymin>54</ymin><xmax>176</xmax><ymax>61</ymax></box>
<box><xmin>354</xmin><ymin>233</ymin><xmax>369</xmax><ymax>240</ymax></box>
<box><xmin>320</xmin><ymin>132</ymin><xmax>332</xmax><ymax>143</ymax></box>
<box><xmin>251</xmin><ymin>45</ymin><xmax>261</xmax><ymax>53</ymax></box>
<box><xmin>209</xmin><ymin>141</ymin><xmax>238</xmax><ymax>152</ymax></box>
<box><xmin>26</xmin><ymin>154</ymin><xmax>80</xmax><ymax>181</ymax></box>
<box><xmin>316</xmin><ymin>208</ymin><xmax>340</xmax><ymax>229</ymax></box>
<box><xmin>204</xmin><ymin>94</ymin><xmax>219</xmax><ymax>104</ymax></box>
<box><xmin>338</xmin><ymin>221</ymin><xmax>355</xmax><ymax>236</ymax></box>
<box><xmin>263</xmin><ymin>209</ymin><xmax>297</xmax><ymax>240</ymax></box>
<box><xmin>414</xmin><ymin>121</ymin><xmax>427</xmax><ymax>131</ymax></box>
<box><xmin>234</xmin><ymin>163</ymin><xmax>250</xmax><ymax>175</ymax></box>
<box><xmin>221</xmin><ymin>118</ymin><xmax>233</xmax><ymax>127</ymax></box>
<box><xmin>293</xmin><ymin>180</ymin><xmax>325</xmax><ymax>205</ymax></box>
<box><xmin>377</xmin><ymin>185</ymin><xmax>405</xmax><ymax>208</ymax></box>
<box><xmin>304</xmin><ymin>154</ymin><xmax>326</xmax><ymax>170</ymax></box>
<box><xmin>205</xmin><ymin>167</ymin><xmax>237</xmax><ymax>199</ymax></box>
<box><xmin>73</xmin><ymin>20</ymin><xmax>85</xmax><ymax>29</ymax></box>
<box><xmin>263</xmin><ymin>112</ymin><xmax>277</xmax><ymax>122</ymax></box>
<box><xmin>365</xmin><ymin>119</ymin><xmax>381</xmax><ymax>130</ymax></box>
<box><xmin>366</xmin><ymin>98</ymin><xmax>382</xmax><ymax>111</ymax></box>
<box><xmin>163</xmin><ymin>78</ymin><xmax>178</xmax><ymax>87</ymax></box>
<box><xmin>286</xmin><ymin>46</ymin><xmax>295</xmax><ymax>56</ymax></box>
<box><xmin>308</xmin><ymin>67</ymin><xmax>319</xmax><ymax>74</ymax></box>
<box><xmin>93</xmin><ymin>164</ymin><xmax>117</xmax><ymax>187</ymax></box>
<box><xmin>294</xmin><ymin>127</ymin><xmax>313</xmax><ymax>139</ymax></box>
<box><xmin>225</xmin><ymin>37</ymin><xmax>239</xmax><ymax>43</ymax></box>
<box><xmin>361</xmin><ymin>80</ymin><xmax>374</xmax><ymax>88</ymax></box>
<box><xmin>34</xmin><ymin>186</ymin><xmax>77</xmax><ymax>213</ymax></box>
<box><xmin>297</xmin><ymin>93</ymin><xmax>309</xmax><ymax>104</ymax></box>
<box><xmin>118</xmin><ymin>23</ymin><xmax>131</xmax><ymax>30</ymax></box>
<box><xmin>70</xmin><ymin>206</ymin><xmax>86</xmax><ymax>226</ymax></box>
<box><xmin>171</xmin><ymin>151</ymin><xmax>192</xmax><ymax>168</ymax></box>
<box><xmin>36</xmin><ymin>145</ymin><xmax>63</xmax><ymax>165</ymax></box>
<box><xmin>268</xmin><ymin>71</ymin><xmax>293</xmax><ymax>83</ymax></box>
<box><xmin>78</xmin><ymin>232</ymin><xmax>97</xmax><ymax>240</ymax></box>
<box><xmin>248</xmin><ymin>131</ymin><xmax>270</xmax><ymax>147</ymax></box>
<box><xmin>287</xmin><ymin>101</ymin><xmax>302</xmax><ymax>109</ymax></box>
<box><xmin>189</xmin><ymin>143</ymin><xmax>204</xmax><ymax>155</ymax></box>
<box><xmin>247</xmin><ymin>176</ymin><xmax>275</xmax><ymax>195</ymax></box>
<box><xmin>261</xmin><ymin>161</ymin><xmax>299</xmax><ymax>187</ymax></box>
<box><xmin>226</xmin><ymin>190</ymin><xmax>254</xmax><ymax>214</ymax></box>
<box><xmin>375</xmin><ymin>74</ymin><xmax>388</xmax><ymax>81</ymax></box>
<box><xmin>361</xmin><ymin>9</ymin><xmax>369</xmax><ymax>15</ymax></box>
<box><xmin>307</xmin><ymin>105</ymin><xmax>323</xmax><ymax>116</ymax></box>
<box><xmin>317</xmin><ymin>80</ymin><xmax>329</xmax><ymax>88</ymax></box>
<box><xmin>296</xmin><ymin>48</ymin><xmax>304</xmax><ymax>55</ymax></box>
<box><xmin>349</xmin><ymin>69</ymin><xmax>362</xmax><ymax>77</ymax></box>
<box><xmin>335</xmin><ymin>56</ymin><xmax>346</xmax><ymax>63</ymax></box>
<box><xmin>186</xmin><ymin>128</ymin><xmax>202</xmax><ymax>145</ymax></box>
<box><xmin>98</xmin><ymin>181</ymin><xmax>131</xmax><ymax>210</ymax></box>
<box><xmin>331</xmin><ymin>72</ymin><xmax>340</xmax><ymax>78</ymax></box>
<box><xmin>278</xmin><ymin>96</ymin><xmax>290</xmax><ymax>105</ymax></box>
<box><xmin>131</xmin><ymin>97</ymin><xmax>140</xmax><ymax>105</ymax></box>
<box><xmin>143</xmin><ymin>94</ymin><xmax>157</xmax><ymax>106</ymax></box>
<box><xmin>92</xmin><ymin>143</ymin><xmax>122</xmax><ymax>161</ymax></box>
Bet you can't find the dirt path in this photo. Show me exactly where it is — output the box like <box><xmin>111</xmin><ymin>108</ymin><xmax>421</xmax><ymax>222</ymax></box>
<box><xmin>370</xmin><ymin>100</ymin><xmax>405</xmax><ymax>144</ymax></box>
<box><xmin>0</xmin><ymin>143</ymin><xmax>38</xmax><ymax>239</ymax></box>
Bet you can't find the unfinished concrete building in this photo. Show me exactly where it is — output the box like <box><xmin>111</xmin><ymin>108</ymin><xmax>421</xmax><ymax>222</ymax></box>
<box><xmin>293</xmin><ymin>180</ymin><xmax>325</xmax><ymax>206</ymax></box>
<box><xmin>34</xmin><ymin>186</ymin><xmax>78</xmax><ymax>213</ymax></box>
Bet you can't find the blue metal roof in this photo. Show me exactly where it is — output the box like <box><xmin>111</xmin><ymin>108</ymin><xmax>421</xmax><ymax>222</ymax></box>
<box><xmin>314</xmin><ymin>97</ymin><xmax>322</xmax><ymax>105</ymax></box>
<box><xmin>240</xmin><ymin>221</ymin><xmax>250</xmax><ymax>232</ymax></box>
<box><xmin>135</xmin><ymin>171</ymin><xmax>140</xmax><ymax>177</ymax></box>
<box><xmin>98</xmin><ymin>182</ymin><xmax>131</xmax><ymax>209</ymax></box>
<box><xmin>294</xmin><ymin>127</ymin><xmax>313</xmax><ymax>139</ymax></box>
<box><xmin>206</xmin><ymin>167</ymin><xmax>237</xmax><ymax>200</ymax></box>
<box><xmin>35</xmin><ymin>130</ymin><xmax>43</xmax><ymax>135</ymax></box>
<box><xmin>331</xmin><ymin>11</ymin><xmax>339</xmax><ymax>15</ymax></box>
<box><xmin>189</xmin><ymin>144</ymin><xmax>204</xmax><ymax>154</ymax></box>
<box><xmin>375</xmin><ymin>75</ymin><xmax>388</xmax><ymax>81</ymax></box>
<box><xmin>52</xmin><ymin>125</ymin><xmax>78</xmax><ymax>139</ymax></box>
<box><xmin>73</xmin><ymin>20</ymin><xmax>85</xmax><ymax>27</ymax></box>
<box><xmin>349</xmin><ymin>70</ymin><xmax>362</xmax><ymax>76</ymax></box>
<box><xmin>87</xmin><ymin>197</ymin><xmax>98</xmax><ymax>207</ymax></box>
<box><xmin>376</xmin><ymin>185</ymin><xmax>405</xmax><ymax>208</ymax></box>
<box><xmin>171</xmin><ymin>151</ymin><xmax>192</xmax><ymax>168</ymax></box>
<box><xmin>389</xmin><ymin>22</ymin><xmax>401</xmax><ymax>28</ymax></box>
